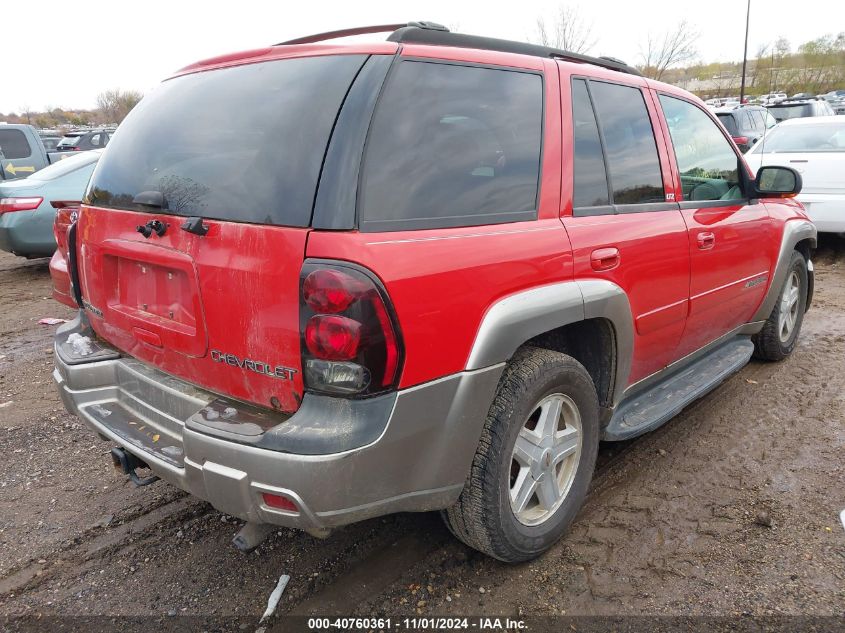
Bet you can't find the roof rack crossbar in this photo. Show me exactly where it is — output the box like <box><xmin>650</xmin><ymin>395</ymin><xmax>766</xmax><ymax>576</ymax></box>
<box><xmin>274</xmin><ymin>21</ymin><xmax>448</xmax><ymax>46</ymax></box>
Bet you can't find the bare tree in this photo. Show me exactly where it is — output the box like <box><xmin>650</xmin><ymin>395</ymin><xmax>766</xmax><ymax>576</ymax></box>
<box><xmin>534</xmin><ymin>5</ymin><xmax>596</xmax><ymax>54</ymax></box>
<box><xmin>639</xmin><ymin>20</ymin><xmax>700</xmax><ymax>81</ymax></box>
<box><xmin>96</xmin><ymin>89</ymin><xmax>143</xmax><ymax>124</ymax></box>
<box><xmin>19</xmin><ymin>105</ymin><xmax>33</xmax><ymax>125</ymax></box>
<box><xmin>750</xmin><ymin>43</ymin><xmax>770</xmax><ymax>89</ymax></box>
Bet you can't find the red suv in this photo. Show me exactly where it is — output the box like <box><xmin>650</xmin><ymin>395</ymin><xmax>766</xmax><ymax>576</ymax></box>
<box><xmin>52</xmin><ymin>22</ymin><xmax>816</xmax><ymax>562</ymax></box>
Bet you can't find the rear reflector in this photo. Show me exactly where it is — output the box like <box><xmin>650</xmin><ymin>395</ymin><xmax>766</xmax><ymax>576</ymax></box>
<box><xmin>262</xmin><ymin>492</ymin><xmax>298</xmax><ymax>513</ymax></box>
<box><xmin>0</xmin><ymin>197</ymin><xmax>43</xmax><ymax>213</ymax></box>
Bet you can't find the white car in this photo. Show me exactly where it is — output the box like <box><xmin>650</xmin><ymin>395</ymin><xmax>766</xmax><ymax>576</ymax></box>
<box><xmin>745</xmin><ymin>116</ymin><xmax>845</xmax><ymax>234</ymax></box>
<box><xmin>759</xmin><ymin>92</ymin><xmax>788</xmax><ymax>105</ymax></box>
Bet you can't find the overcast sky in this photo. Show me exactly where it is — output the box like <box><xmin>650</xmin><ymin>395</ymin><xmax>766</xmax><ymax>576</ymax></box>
<box><xmin>3</xmin><ymin>0</ymin><xmax>841</xmax><ymax>113</ymax></box>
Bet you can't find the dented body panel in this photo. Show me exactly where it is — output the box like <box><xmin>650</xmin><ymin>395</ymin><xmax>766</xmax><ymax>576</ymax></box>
<box><xmin>76</xmin><ymin>206</ymin><xmax>308</xmax><ymax>413</ymax></box>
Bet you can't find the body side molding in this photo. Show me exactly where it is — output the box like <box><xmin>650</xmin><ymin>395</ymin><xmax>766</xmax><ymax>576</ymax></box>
<box><xmin>751</xmin><ymin>218</ymin><xmax>816</xmax><ymax>323</ymax></box>
<box><xmin>465</xmin><ymin>279</ymin><xmax>634</xmax><ymax>406</ymax></box>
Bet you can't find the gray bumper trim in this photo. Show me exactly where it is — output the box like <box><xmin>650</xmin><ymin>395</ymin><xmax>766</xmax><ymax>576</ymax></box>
<box><xmin>55</xmin><ymin>346</ymin><xmax>503</xmax><ymax>529</ymax></box>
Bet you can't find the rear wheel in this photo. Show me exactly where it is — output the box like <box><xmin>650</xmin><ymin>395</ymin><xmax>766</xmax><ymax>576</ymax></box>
<box><xmin>753</xmin><ymin>250</ymin><xmax>808</xmax><ymax>361</ymax></box>
<box><xmin>442</xmin><ymin>348</ymin><xmax>599</xmax><ymax>562</ymax></box>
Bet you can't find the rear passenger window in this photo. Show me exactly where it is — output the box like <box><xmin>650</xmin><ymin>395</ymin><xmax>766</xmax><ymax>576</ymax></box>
<box><xmin>571</xmin><ymin>79</ymin><xmax>610</xmax><ymax>209</ymax></box>
<box><xmin>589</xmin><ymin>81</ymin><xmax>664</xmax><ymax>205</ymax></box>
<box><xmin>359</xmin><ymin>61</ymin><xmax>543</xmax><ymax>231</ymax></box>
<box><xmin>0</xmin><ymin>129</ymin><xmax>32</xmax><ymax>159</ymax></box>
<box><xmin>659</xmin><ymin>95</ymin><xmax>742</xmax><ymax>202</ymax></box>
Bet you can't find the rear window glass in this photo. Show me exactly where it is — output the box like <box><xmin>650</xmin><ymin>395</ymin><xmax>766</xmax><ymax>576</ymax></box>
<box><xmin>86</xmin><ymin>55</ymin><xmax>367</xmax><ymax>226</ymax></box>
<box><xmin>57</xmin><ymin>136</ymin><xmax>82</xmax><ymax>147</ymax></box>
<box><xmin>716</xmin><ymin>113</ymin><xmax>739</xmax><ymax>136</ymax></box>
<box><xmin>749</xmin><ymin>122</ymin><xmax>845</xmax><ymax>153</ymax></box>
<box><xmin>768</xmin><ymin>104</ymin><xmax>813</xmax><ymax>122</ymax></box>
<box><xmin>0</xmin><ymin>129</ymin><xmax>32</xmax><ymax>159</ymax></box>
<box><xmin>358</xmin><ymin>61</ymin><xmax>543</xmax><ymax>231</ymax></box>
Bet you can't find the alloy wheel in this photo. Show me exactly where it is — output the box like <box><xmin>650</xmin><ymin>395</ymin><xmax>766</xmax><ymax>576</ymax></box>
<box><xmin>509</xmin><ymin>393</ymin><xmax>582</xmax><ymax>526</ymax></box>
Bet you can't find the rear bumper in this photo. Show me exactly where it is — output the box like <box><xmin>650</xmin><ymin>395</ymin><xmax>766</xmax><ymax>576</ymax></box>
<box><xmin>53</xmin><ymin>314</ymin><xmax>502</xmax><ymax>529</ymax></box>
<box><xmin>0</xmin><ymin>205</ymin><xmax>56</xmax><ymax>257</ymax></box>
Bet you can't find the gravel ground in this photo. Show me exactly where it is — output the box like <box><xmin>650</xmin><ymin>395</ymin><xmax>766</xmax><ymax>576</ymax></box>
<box><xmin>0</xmin><ymin>240</ymin><xmax>843</xmax><ymax>626</ymax></box>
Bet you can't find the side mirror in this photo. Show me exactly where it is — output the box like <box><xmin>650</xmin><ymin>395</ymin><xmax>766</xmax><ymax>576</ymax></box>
<box><xmin>754</xmin><ymin>165</ymin><xmax>802</xmax><ymax>198</ymax></box>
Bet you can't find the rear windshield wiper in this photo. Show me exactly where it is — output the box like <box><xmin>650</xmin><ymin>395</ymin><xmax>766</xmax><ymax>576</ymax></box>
<box><xmin>132</xmin><ymin>190</ymin><xmax>167</xmax><ymax>209</ymax></box>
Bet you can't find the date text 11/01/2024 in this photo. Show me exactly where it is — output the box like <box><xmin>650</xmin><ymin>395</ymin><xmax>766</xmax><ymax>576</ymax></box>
<box><xmin>307</xmin><ymin>617</ymin><xmax>527</xmax><ymax>630</ymax></box>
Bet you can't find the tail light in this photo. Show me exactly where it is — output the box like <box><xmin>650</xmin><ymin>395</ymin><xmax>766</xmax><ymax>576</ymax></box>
<box><xmin>300</xmin><ymin>262</ymin><xmax>403</xmax><ymax>396</ymax></box>
<box><xmin>734</xmin><ymin>136</ymin><xmax>749</xmax><ymax>147</ymax></box>
<box><xmin>0</xmin><ymin>197</ymin><xmax>43</xmax><ymax>215</ymax></box>
<box><xmin>51</xmin><ymin>201</ymin><xmax>80</xmax><ymax>259</ymax></box>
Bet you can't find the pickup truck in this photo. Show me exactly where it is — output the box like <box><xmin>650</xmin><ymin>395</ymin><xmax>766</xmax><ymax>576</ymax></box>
<box><xmin>0</xmin><ymin>123</ymin><xmax>67</xmax><ymax>181</ymax></box>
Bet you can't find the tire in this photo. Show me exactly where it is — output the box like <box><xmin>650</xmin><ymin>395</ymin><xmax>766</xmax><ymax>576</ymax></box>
<box><xmin>442</xmin><ymin>347</ymin><xmax>599</xmax><ymax>562</ymax></box>
<box><xmin>753</xmin><ymin>250</ymin><xmax>808</xmax><ymax>361</ymax></box>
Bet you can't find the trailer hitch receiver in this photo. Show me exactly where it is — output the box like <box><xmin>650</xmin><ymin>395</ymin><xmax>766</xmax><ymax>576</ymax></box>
<box><xmin>110</xmin><ymin>447</ymin><xmax>160</xmax><ymax>487</ymax></box>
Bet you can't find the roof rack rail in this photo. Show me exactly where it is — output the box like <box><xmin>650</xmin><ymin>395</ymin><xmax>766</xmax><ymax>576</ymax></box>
<box><xmin>388</xmin><ymin>25</ymin><xmax>642</xmax><ymax>76</ymax></box>
<box><xmin>274</xmin><ymin>21</ymin><xmax>447</xmax><ymax>46</ymax></box>
<box><xmin>274</xmin><ymin>21</ymin><xmax>641</xmax><ymax>77</ymax></box>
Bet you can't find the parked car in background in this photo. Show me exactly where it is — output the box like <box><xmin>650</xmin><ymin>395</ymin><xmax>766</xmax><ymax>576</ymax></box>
<box><xmin>760</xmin><ymin>92</ymin><xmax>788</xmax><ymax>105</ymax></box>
<box><xmin>55</xmin><ymin>129</ymin><xmax>114</xmax><ymax>152</ymax></box>
<box><xmin>41</xmin><ymin>136</ymin><xmax>61</xmax><ymax>151</ymax></box>
<box><xmin>791</xmin><ymin>92</ymin><xmax>815</xmax><ymax>100</ymax></box>
<box><xmin>705</xmin><ymin>97</ymin><xmax>739</xmax><ymax>108</ymax></box>
<box><xmin>0</xmin><ymin>123</ymin><xmax>65</xmax><ymax>180</ymax></box>
<box><xmin>714</xmin><ymin>104</ymin><xmax>777</xmax><ymax>152</ymax></box>
<box><xmin>52</xmin><ymin>22</ymin><xmax>814</xmax><ymax>562</ymax></box>
<box><xmin>767</xmin><ymin>98</ymin><xmax>835</xmax><ymax>122</ymax></box>
<box><xmin>746</xmin><ymin>117</ymin><xmax>845</xmax><ymax>234</ymax></box>
<box><xmin>0</xmin><ymin>150</ymin><xmax>100</xmax><ymax>257</ymax></box>
<box><xmin>818</xmin><ymin>90</ymin><xmax>845</xmax><ymax>115</ymax></box>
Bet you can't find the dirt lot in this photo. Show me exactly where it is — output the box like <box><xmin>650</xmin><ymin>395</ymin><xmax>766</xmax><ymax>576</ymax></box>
<box><xmin>1</xmin><ymin>240</ymin><xmax>844</xmax><ymax>626</ymax></box>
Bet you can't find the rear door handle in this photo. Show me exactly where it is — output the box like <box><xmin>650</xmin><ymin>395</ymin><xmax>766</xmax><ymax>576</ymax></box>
<box><xmin>590</xmin><ymin>247</ymin><xmax>620</xmax><ymax>271</ymax></box>
<box><xmin>697</xmin><ymin>232</ymin><xmax>716</xmax><ymax>250</ymax></box>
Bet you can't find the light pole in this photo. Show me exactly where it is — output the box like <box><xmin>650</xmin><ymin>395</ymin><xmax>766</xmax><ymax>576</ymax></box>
<box><xmin>739</xmin><ymin>0</ymin><xmax>751</xmax><ymax>102</ymax></box>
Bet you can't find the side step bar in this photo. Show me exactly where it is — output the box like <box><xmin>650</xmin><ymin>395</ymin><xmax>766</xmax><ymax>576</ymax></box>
<box><xmin>603</xmin><ymin>338</ymin><xmax>755</xmax><ymax>441</ymax></box>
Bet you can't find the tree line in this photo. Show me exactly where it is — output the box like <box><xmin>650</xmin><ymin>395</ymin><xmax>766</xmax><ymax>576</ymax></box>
<box><xmin>534</xmin><ymin>7</ymin><xmax>844</xmax><ymax>95</ymax></box>
<box><xmin>1</xmin><ymin>89</ymin><xmax>142</xmax><ymax>128</ymax></box>
<box><xmin>3</xmin><ymin>18</ymin><xmax>842</xmax><ymax>127</ymax></box>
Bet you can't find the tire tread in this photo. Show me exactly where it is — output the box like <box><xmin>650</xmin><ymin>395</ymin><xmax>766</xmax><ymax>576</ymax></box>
<box><xmin>443</xmin><ymin>347</ymin><xmax>597</xmax><ymax>561</ymax></box>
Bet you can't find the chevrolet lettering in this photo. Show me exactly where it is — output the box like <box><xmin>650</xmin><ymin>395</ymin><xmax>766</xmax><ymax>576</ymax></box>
<box><xmin>210</xmin><ymin>350</ymin><xmax>297</xmax><ymax>381</ymax></box>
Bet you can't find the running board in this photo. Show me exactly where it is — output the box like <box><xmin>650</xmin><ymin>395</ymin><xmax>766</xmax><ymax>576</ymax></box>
<box><xmin>603</xmin><ymin>338</ymin><xmax>754</xmax><ymax>441</ymax></box>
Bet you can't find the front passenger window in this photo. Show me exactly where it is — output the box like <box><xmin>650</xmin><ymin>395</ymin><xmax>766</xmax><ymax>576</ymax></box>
<box><xmin>659</xmin><ymin>95</ymin><xmax>743</xmax><ymax>202</ymax></box>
